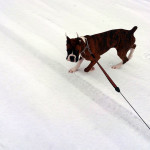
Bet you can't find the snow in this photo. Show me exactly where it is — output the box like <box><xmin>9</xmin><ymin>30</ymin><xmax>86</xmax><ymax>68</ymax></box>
<box><xmin>0</xmin><ymin>0</ymin><xmax>150</xmax><ymax>149</ymax></box>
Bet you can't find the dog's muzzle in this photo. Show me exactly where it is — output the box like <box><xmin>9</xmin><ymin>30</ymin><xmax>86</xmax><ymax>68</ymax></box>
<box><xmin>67</xmin><ymin>54</ymin><xmax>77</xmax><ymax>62</ymax></box>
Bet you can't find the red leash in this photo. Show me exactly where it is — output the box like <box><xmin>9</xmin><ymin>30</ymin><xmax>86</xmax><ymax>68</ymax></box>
<box><xmin>81</xmin><ymin>39</ymin><xmax>150</xmax><ymax>130</ymax></box>
<box><xmin>96</xmin><ymin>62</ymin><xmax>120</xmax><ymax>92</ymax></box>
<box><xmin>96</xmin><ymin>61</ymin><xmax>150</xmax><ymax>130</ymax></box>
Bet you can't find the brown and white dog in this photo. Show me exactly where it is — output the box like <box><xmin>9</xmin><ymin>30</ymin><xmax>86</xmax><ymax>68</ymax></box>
<box><xmin>66</xmin><ymin>26</ymin><xmax>137</xmax><ymax>73</ymax></box>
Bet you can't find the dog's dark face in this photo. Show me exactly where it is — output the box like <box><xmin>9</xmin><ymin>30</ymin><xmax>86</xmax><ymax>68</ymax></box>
<box><xmin>66</xmin><ymin>36</ymin><xmax>83</xmax><ymax>62</ymax></box>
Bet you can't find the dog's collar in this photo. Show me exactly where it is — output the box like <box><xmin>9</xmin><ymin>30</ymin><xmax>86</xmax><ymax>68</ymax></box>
<box><xmin>81</xmin><ymin>37</ymin><xmax>93</xmax><ymax>55</ymax></box>
<box><xmin>80</xmin><ymin>37</ymin><xmax>95</xmax><ymax>58</ymax></box>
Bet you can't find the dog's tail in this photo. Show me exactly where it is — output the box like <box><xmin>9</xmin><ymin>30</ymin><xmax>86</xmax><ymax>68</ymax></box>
<box><xmin>129</xmin><ymin>26</ymin><xmax>138</xmax><ymax>34</ymax></box>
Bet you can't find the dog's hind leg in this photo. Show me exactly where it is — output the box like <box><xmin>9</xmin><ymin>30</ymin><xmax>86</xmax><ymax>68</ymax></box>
<box><xmin>128</xmin><ymin>44</ymin><xmax>136</xmax><ymax>60</ymax></box>
<box><xmin>111</xmin><ymin>62</ymin><xmax>123</xmax><ymax>69</ymax></box>
<box><xmin>112</xmin><ymin>50</ymin><xmax>129</xmax><ymax>69</ymax></box>
<box><xmin>112</xmin><ymin>44</ymin><xmax>136</xmax><ymax>69</ymax></box>
<box><xmin>69</xmin><ymin>57</ymin><xmax>84</xmax><ymax>73</ymax></box>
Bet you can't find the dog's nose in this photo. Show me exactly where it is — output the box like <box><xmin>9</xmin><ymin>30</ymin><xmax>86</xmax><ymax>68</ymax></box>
<box><xmin>70</xmin><ymin>56</ymin><xmax>75</xmax><ymax>62</ymax></box>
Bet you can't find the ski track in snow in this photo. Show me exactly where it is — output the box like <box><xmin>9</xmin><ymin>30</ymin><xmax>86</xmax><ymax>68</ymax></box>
<box><xmin>43</xmin><ymin>56</ymin><xmax>150</xmax><ymax>139</ymax></box>
<box><xmin>0</xmin><ymin>18</ymin><xmax>149</xmax><ymax>137</ymax></box>
<box><xmin>0</xmin><ymin>0</ymin><xmax>150</xmax><ymax>149</ymax></box>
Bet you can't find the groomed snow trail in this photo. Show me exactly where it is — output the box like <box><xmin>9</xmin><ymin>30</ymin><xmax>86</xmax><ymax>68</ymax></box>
<box><xmin>0</xmin><ymin>0</ymin><xmax>150</xmax><ymax>150</ymax></box>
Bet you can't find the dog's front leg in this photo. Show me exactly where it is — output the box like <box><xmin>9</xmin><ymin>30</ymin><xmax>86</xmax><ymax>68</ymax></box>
<box><xmin>69</xmin><ymin>57</ymin><xmax>84</xmax><ymax>73</ymax></box>
<box><xmin>84</xmin><ymin>57</ymin><xmax>100</xmax><ymax>72</ymax></box>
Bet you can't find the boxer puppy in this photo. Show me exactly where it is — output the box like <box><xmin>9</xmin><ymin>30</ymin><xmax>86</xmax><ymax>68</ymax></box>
<box><xmin>66</xmin><ymin>26</ymin><xmax>137</xmax><ymax>73</ymax></box>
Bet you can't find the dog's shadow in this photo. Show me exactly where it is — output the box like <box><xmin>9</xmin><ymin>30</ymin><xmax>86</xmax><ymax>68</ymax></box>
<box><xmin>2</xmin><ymin>24</ymin><xmax>149</xmax><ymax>140</ymax></box>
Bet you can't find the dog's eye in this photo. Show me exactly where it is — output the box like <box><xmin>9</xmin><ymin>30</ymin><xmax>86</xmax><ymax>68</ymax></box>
<box><xmin>67</xmin><ymin>49</ymin><xmax>72</xmax><ymax>55</ymax></box>
<box><xmin>74</xmin><ymin>49</ymin><xmax>79</xmax><ymax>55</ymax></box>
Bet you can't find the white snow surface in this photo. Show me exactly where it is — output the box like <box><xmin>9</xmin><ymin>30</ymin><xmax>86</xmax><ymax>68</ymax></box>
<box><xmin>0</xmin><ymin>0</ymin><xmax>150</xmax><ymax>149</ymax></box>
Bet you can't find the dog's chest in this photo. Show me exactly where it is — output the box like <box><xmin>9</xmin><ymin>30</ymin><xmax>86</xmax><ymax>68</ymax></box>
<box><xmin>81</xmin><ymin>50</ymin><xmax>94</xmax><ymax>60</ymax></box>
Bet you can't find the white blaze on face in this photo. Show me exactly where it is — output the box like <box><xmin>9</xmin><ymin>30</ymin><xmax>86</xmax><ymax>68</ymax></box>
<box><xmin>67</xmin><ymin>52</ymin><xmax>76</xmax><ymax>62</ymax></box>
<box><xmin>67</xmin><ymin>36</ymin><xmax>86</xmax><ymax>62</ymax></box>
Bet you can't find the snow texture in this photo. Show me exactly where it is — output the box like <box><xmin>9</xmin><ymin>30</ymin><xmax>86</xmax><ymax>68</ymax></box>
<box><xmin>0</xmin><ymin>0</ymin><xmax>150</xmax><ymax>150</ymax></box>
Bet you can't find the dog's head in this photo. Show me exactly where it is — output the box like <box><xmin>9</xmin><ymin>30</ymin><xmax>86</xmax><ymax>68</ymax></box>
<box><xmin>66</xmin><ymin>34</ymin><xmax>85</xmax><ymax>62</ymax></box>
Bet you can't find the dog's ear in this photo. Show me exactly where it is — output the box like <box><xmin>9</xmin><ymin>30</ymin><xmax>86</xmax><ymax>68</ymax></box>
<box><xmin>65</xmin><ymin>33</ymin><xmax>71</xmax><ymax>44</ymax></box>
<box><xmin>76</xmin><ymin>33</ymin><xmax>82</xmax><ymax>44</ymax></box>
<box><xmin>76</xmin><ymin>32</ymin><xmax>79</xmax><ymax>38</ymax></box>
<box><xmin>67</xmin><ymin>36</ymin><xmax>70</xmax><ymax>42</ymax></box>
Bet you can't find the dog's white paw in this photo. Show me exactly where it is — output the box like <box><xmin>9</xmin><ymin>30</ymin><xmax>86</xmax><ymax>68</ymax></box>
<box><xmin>111</xmin><ymin>62</ymin><xmax>123</xmax><ymax>69</ymax></box>
<box><xmin>68</xmin><ymin>67</ymin><xmax>78</xmax><ymax>73</ymax></box>
<box><xmin>90</xmin><ymin>67</ymin><xmax>95</xmax><ymax>71</ymax></box>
